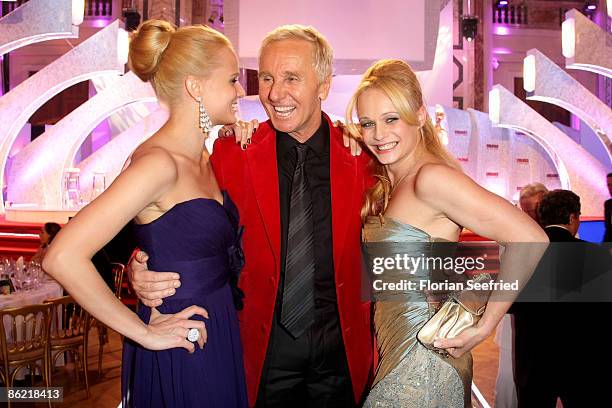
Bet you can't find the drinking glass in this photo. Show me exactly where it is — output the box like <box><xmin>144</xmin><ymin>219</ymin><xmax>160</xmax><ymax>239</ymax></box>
<box><xmin>91</xmin><ymin>171</ymin><xmax>107</xmax><ymax>201</ymax></box>
<box><xmin>29</xmin><ymin>261</ymin><xmax>43</xmax><ymax>289</ymax></box>
<box><xmin>63</xmin><ymin>168</ymin><xmax>82</xmax><ymax>209</ymax></box>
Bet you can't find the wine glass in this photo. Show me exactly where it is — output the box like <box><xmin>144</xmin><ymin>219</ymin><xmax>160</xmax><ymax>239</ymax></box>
<box><xmin>12</xmin><ymin>262</ymin><xmax>24</xmax><ymax>292</ymax></box>
<box><xmin>20</xmin><ymin>266</ymin><xmax>32</xmax><ymax>291</ymax></box>
<box><xmin>29</xmin><ymin>261</ymin><xmax>43</xmax><ymax>289</ymax></box>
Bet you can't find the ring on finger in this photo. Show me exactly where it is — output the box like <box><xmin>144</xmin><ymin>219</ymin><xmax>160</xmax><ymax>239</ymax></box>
<box><xmin>187</xmin><ymin>328</ymin><xmax>200</xmax><ymax>342</ymax></box>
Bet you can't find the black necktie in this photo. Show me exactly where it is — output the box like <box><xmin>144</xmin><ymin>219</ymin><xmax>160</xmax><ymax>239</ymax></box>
<box><xmin>280</xmin><ymin>144</ymin><xmax>315</xmax><ymax>338</ymax></box>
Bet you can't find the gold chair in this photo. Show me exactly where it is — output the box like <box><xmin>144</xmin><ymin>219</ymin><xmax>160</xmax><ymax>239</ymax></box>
<box><xmin>0</xmin><ymin>303</ymin><xmax>52</xmax><ymax>407</ymax></box>
<box><xmin>112</xmin><ymin>262</ymin><xmax>125</xmax><ymax>300</ymax></box>
<box><xmin>44</xmin><ymin>295</ymin><xmax>90</xmax><ymax>398</ymax></box>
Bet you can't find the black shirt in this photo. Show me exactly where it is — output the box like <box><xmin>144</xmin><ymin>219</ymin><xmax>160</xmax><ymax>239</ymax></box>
<box><xmin>605</xmin><ymin>198</ymin><xmax>611</xmax><ymax>242</ymax></box>
<box><xmin>276</xmin><ymin>116</ymin><xmax>336</xmax><ymax>313</ymax></box>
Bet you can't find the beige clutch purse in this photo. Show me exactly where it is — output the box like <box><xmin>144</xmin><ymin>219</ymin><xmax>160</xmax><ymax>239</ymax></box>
<box><xmin>417</xmin><ymin>274</ymin><xmax>491</xmax><ymax>356</ymax></box>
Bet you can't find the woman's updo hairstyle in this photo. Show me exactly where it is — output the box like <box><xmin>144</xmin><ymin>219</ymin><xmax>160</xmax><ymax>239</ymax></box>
<box><xmin>129</xmin><ymin>19</ymin><xmax>233</xmax><ymax>104</ymax></box>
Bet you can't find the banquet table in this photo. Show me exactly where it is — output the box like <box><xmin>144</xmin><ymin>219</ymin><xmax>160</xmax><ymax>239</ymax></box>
<box><xmin>0</xmin><ymin>280</ymin><xmax>63</xmax><ymax>310</ymax></box>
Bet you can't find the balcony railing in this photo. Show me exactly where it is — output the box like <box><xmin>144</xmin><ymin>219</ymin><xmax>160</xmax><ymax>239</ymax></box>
<box><xmin>492</xmin><ymin>2</ymin><xmax>586</xmax><ymax>29</ymax></box>
<box><xmin>86</xmin><ymin>0</ymin><xmax>113</xmax><ymax>18</ymax></box>
<box><xmin>1</xmin><ymin>0</ymin><xmax>28</xmax><ymax>16</ymax></box>
<box><xmin>2</xmin><ymin>0</ymin><xmax>114</xmax><ymax>18</ymax></box>
<box><xmin>493</xmin><ymin>4</ymin><xmax>529</xmax><ymax>25</ymax></box>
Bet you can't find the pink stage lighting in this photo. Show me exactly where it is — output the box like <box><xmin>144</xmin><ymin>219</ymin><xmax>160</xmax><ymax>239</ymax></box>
<box><xmin>90</xmin><ymin>19</ymin><xmax>110</xmax><ymax>28</ymax></box>
<box><xmin>494</xmin><ymin>26</ymin><xmax>510</xmax><ymax>35</ymax></box>
<box><xmin>493</xmin><ymin>48</ymin><xmax>512</xmax><ymax>55</ymax></box>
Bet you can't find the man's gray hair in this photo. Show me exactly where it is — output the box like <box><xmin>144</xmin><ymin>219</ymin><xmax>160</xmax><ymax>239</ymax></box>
<box><xmin>259</xmin><ymin>24</ymin><xmax>333</xmax><ymax>82</ymax></box>
<box><xmin>519</xmin><ymin>182</ymin><xmax>549</xmax><ymax>200</ymax></box>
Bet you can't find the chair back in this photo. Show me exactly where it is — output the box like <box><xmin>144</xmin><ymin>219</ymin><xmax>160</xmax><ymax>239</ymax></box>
<box><xmin>44</xmin><ymin>295</ymin><xmax>89</xmax><ymax>343</ymax></box>
<box><xmin>0</xmin><ymin>303</ymin><xmax>52</xmax><ymax>364</ymax></box>
<box><xmin>111</xmin><ymin>262</ymin><xmax>125</xmax><ymax>299</ymax></box>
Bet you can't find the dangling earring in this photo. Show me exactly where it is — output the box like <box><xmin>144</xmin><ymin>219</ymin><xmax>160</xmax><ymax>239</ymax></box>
<box><xmin>196</xmin><ymin>96</ymin><xmax>213</xmax><ymax>133</ymax></box>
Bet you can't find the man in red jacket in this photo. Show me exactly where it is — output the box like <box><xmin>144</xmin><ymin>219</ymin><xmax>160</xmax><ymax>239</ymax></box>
<box><xmin>128</xmin><ymin>24</ymin><xmax>373</xmax><ymax>407</ymax></box>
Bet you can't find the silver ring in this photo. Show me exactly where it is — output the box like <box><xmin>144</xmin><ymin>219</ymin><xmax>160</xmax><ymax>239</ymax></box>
<box><xmin>187</xmin><ymin>328</ymin><xmax>200</xmax><ymax>342</ymax></box>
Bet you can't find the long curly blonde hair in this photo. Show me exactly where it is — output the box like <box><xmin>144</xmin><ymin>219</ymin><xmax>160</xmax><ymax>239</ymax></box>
<box><xmin>345</xmin><ymin>59</ymin><xmax>461</xmax><ymax>220</ymax></box>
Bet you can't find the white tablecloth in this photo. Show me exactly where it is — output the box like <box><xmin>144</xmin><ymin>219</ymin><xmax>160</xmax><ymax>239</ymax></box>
<box><xmin>0</xmin><ymin>280</ymin><xmax>64</xmax><ymax>380</ymax></box>
<box><xmin>0</xmin><ymin>280</ymin><xmax>63</xmax><ymax>310</ymax></box>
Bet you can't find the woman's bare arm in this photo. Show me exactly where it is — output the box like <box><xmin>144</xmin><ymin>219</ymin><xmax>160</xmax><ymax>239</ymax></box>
<box><xmin>414</xmin><ymin>164</ymin><xmax>548</xmax><ymax>356</ymax></box>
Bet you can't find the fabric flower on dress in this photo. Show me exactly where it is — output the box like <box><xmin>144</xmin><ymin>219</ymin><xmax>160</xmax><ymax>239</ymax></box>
<box><xmin>227</xmin><ymin>225</ymin><xmax>246</xmax><ymax>310</ymax></box>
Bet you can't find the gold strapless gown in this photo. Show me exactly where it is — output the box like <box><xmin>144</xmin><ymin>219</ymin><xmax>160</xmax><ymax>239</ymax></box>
<box><xmin>362</xmin><ymin>216</ymin><xmax>472</xmax><ymax>408</ymax></box>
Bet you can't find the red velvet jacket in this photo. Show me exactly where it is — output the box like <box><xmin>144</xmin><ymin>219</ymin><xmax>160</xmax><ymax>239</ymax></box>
<box><xmin>211</xmin><ymin>114</ymin><xmax>374</xmax><ymax>406</ymax></box>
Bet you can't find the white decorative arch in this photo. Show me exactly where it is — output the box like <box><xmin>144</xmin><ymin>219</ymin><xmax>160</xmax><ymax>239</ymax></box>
<box><xmin>562</xmin><ymin>9</ymin><xmax>612</xmax><ymax>78</ymax></box>
<box><xmin>0</xmin><ymin>20</ymin><xmax>127</xmax><ymax>211</ymax></box>
<box><xmin>7</xmin><ymin>72</ymin><xmax>156</xmax><ymax>208</ymax></box>
<box><xmin>524</xmin><ymin>49</ymin><xmax>611</xmax><ymax>166</ymax></box>
<box><xmin>489</xmin><ymin>85</ymin><xmax>607</xmax><ymax>217</ymax></box>
<box><xmin>0</xmin><ymin>0</ymin><xmax>82</xmax><ymax>56</ymax></box>
<box><xmin>77</xmin><ymin>106</ymin><xmax>168</xmax><ymax>199</ymax></box>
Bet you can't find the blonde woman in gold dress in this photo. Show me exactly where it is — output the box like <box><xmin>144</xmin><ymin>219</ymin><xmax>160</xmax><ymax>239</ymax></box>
<box><xmin>345</xmin><ymin>59</ymin><xmax>548</xmax><ymax>407</ymax></box>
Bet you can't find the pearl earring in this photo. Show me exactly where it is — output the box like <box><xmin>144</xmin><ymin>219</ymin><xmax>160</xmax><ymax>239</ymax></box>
<box><xmin>196</xmin><ymin>96</ymin><xmax>213</xmax><ymax>133</ymax></box>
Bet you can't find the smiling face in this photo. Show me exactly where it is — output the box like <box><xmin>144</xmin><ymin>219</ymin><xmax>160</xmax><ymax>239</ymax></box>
<box><xmin>258</xmin><ymin>39</ymin><xmax>331</xmax><ymax>142</ymax></box>
<box><xmin>202</xmin><ymin>47</ymin><xmax>245</xmax><ymax>126</ymax></box>
<box><xmin>357</xmin><ymin>88</ymin><xmax>423</xmax><ymax>169</ymax></box>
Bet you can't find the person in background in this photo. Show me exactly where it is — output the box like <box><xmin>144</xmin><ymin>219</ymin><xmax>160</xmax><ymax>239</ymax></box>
<box><xmin>31</xmin><ymin>222</ymin><xmax>61</xmax><ymax>263</ymax></box>
<box><xmin>604</xmin><ymin>172</ymin><xmax>611</xmax><ymax>242</ymax></box>
<box><xmin>539</xmin><ymin>190</ymin><xmax>581</xmax><ymax>242</ymax></box>
<box><xmin>519</xmin><ymin>182</ymin><xmax>548</xmax><ymax>224</ymax></box>
<box><xmin>495</xmin><ymin>182</ymin><xmax>547</xmax><ymax>408</ymax></box>
<box><xmin>513</xmin><ymin>189</ymin><xmax>609</xmax><ymax>407</ymax></box>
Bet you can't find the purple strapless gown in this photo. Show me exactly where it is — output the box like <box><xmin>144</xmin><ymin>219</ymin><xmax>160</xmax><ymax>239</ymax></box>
<box><xmin>121</xmin><ymin>191</ymin><xmax>248</xmax><ymax>407</ymax></box>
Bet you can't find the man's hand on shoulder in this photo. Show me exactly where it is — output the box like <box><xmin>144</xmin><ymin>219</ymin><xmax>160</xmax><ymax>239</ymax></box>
<box><xmin>218</xmin><ymin>119</ymin><xmax>259</xmax><ymax>150</ymax></box>
<box><xmin>333</xmin><ymin>120</ymin><xmax>363</xmax><ymax>157</ymax></box>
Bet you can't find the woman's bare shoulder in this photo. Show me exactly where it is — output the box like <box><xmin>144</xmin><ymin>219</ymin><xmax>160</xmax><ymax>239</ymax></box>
<box><xmin>415</xmin><ymin>160</ymin><xmax>463</xmax><ymax>186</ymax></box>
<box><xmin>119</xmin><ymin>147</ymin><xmax>177</xmax><ymax>199</ymax></box>
<box><xmin>412</xmin><ymin>161</ymin><xmax>478</xmax><ymax>209</ymax></box>
<box><xmin>129</xmin><ymin>133</ymin><xmax>178</xmax><ymax>170</ymax></box>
